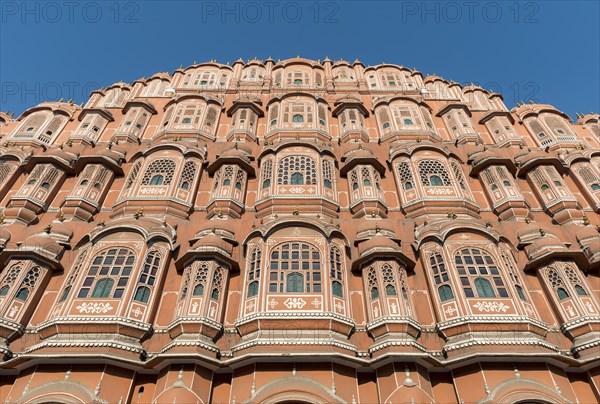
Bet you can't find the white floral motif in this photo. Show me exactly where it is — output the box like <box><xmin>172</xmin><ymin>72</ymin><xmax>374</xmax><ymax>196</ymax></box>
<box><xmin>76</xmin><ymin>302</ymin><xmax>114</xmax><ymax>314</ymax></box>
<box><xmin>472</xmin><ymin>301</ymin><xmax>510</xmax><ymax>313</ymax></box>
<box><xmin>284</xmin><ymin>297</ymin><xmax>306</xmax><ymax>309</ymax></box>
<box><xmin>8</xmin><ymin>305</ymin><xmax>20</xmax><ymax>318</ymax></box>
<box><xmin>130</xmin><ymin>307</ymin><xmax>143</xmax><ymax>318</ymax></box>
<box><xmin>311</xmin><ymin>298</ymin><xmax>322</xmax><ymax>308</ymax></box>
<box><xmin>140</xmin><ymin>187</ymin><xmax>166</xmax><ymax>195</ymax></box>
<box><xmin>444</xmin><ymin>305</ymin><xmax>457</xmax><ymax>316</ymax></box>
<box><xmin>426</xmin><ymin>188</ymin><xmax>453</xmax><ymax>195</ymax></box>
<box><xmin>289</xmin><ymin>187</ymin><xmax>305</xmax><ymax>193</ymax></box>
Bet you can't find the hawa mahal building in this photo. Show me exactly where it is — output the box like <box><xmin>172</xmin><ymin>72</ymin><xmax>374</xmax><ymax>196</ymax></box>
<box><xmin>0</xmin><ymin>57</ymin><xmax>598</xmax><ymax>403</ymax></box>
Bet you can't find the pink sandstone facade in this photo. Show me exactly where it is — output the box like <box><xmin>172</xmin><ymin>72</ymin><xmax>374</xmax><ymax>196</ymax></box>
<box><xmin>0</xmin><ymin>57</ymin><xmax>598</xmax><ymax>403</ymax></box>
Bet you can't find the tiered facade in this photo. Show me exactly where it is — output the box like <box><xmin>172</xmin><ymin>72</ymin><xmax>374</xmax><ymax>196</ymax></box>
<box><xmin>0</xmin><ymin>57</ymin><xmax>599</xmax><ymax>403</ymax></box>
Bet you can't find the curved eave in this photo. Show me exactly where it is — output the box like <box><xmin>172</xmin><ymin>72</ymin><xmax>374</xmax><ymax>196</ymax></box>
<box><xmin>122</xmin><ymin>100</ymin><xmax>158</xmax><ymax>115</ymax></box>
<box><xmin>0</xmin><ymin>249</ymin><xmax>63</xmax><ymax>271</ymax></box>
<box><xmin>518</xmin><ymin>108</ymin><xmax>571</xmax><ymax>122</ymax></box>
<box><xmin>131</xmin><ymin>142</ymin><xmax>206</xmax><ymax>161</ymax></box>
<box><xmin>242</xmin><ymin>218</ymin><xmax>350</xmax><ymax>248</ymax></box>
<box><xmin>73</xmin><ymin>154</ymin><xmax>125</xmax><ymax>175</ymax></box>
<box><xmin>175</xmin><ymin>249</ymin><xmax>239</xmax><ymax>272</ymax></box>
<box><xmin>469</xmin><ymin>156</ymin><xmax>517</xmax><ymax>177</ymax></box>
<box><xmin>523</xmin><ymin>249</ymin><xmax>587</xmax><ymax>273</ymax></box>
<box><xmin>351</xmin><ymin>248</ymin><xmax>415</xmax><ymax>273</ymax></box>
<box><xmin>179</xmin><ymin>62</ymin><xmax>234</xmax><ymax>74</ymax></box>
<box><xmin>372</xmin><ymin>96</ymin><xmax>433</xmax><ymax>112</ymax></box>
<box><xmin>516</xmin><ymin>156</ymin><xmax>566</xmax><ymax>177</ymax></box>
<box><xmin>435</xmin><ymin>103</ymin><xmax>472</xmax><ymax>118</ymax></box>
<box><xmin>414</xmin><ymin>222</ymin><xmax>503</xmax><ymax>250</ymax></box>
<box><xmin>266</xmin><ymin>92</ymin><xmax>329</xmax><ymax>108</ymax></box>
<box><xmin>340</xmin><ymin>156</ymin><xmax>386</xmax><ymax>176</ymax></box>
<box><xmin>77</xmin><ymin>108</ymin><xmax>115</xmax><ymax>122</ymax></box>
<box><xmin>18</xmin><ymin>104</ymin><xmax>78</xmax><ymax>120</ymax></box>
<box><xmin>206</xmin><ymin>156</ymin><xmax>255</xmax><ymax>177</ymax></box>
<box><xmin>274</xmin><ymin>58</ymin><xmax>324</xmax><ymax>69</ymax></box>
<box><xmin>163</xmin><ymin>94</ymin><xmax>224</xmax><ymax>110</ymax></box>
<box><xmin>388</xmin><ymin>143</ymin><xmax>459</xmax><ymax>162</ymax></box>
<box><xmin>226</xmin><ymin>101</ymin><xmax>264</xmax><ymax>118</ymax></box>
<box><xmin>478</xmin><ymin>110</ymin><xmax>515</xmax><ymax>125</ymax></box>
<box><xmin>258</xmin><ymin>142</ymin><xmax>336</xmax><ymax>162</ymax></box>
<box><xmin>331</xmin><ymin>102</ymin><xmax>369</xmax><ymax>118</ymax></box>
<box><xmin>90</xmin><ymin>222</ymin><xmax>178</xmax><ymax>251</ymax></box>
<box><xmin>26</xmin><ymin>154</ymin><xmax>77</xmax><ymax>174</ymax></box>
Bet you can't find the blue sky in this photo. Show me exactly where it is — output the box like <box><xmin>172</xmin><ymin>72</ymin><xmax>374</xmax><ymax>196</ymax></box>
<box><xmin>1</xmin><ymin>0</ymin><xmax>598</xmax><ymax>118</ymax></box>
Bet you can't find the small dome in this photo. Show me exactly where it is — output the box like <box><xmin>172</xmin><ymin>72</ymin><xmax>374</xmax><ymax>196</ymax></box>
<box><xmin>576</xmin><ymin>226</ymin><xmax>599</xmax><ymax>244</ymax></box>
<box><xmin>23</xmin><ymin>234</ymin><xmax>63</xmax><ymax>258</ymax></box>
<box><xmin>0</xmin><ymin>226</ymin><xmax>12</xmax><ymax>246</ymax></box>
<box><xmin>359</xmin><ymin>235</ymin><xmax>401</xmax><ymax>253</ymax></box>
<box><xmin>49</xmin><ymin>221</ymin><xmax>74</xmax><ymax>243</ymax></box>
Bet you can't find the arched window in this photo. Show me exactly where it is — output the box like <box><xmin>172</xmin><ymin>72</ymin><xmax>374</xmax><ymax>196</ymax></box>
<box><xmin>57</xmin><ymin>249</ymin><xmax>88</xmax><ymax>304</ymax></box>
<box><xmin>515</xmin><ymin>285</ymin><xmax>526</xmax><ymax>301</ymax></box>
<box><xmin>13</xmin><ymin>267</ymin><xmax>41</xmax><ymax>302</ymax></box>
<box><xmin>332</xmin><ymin>281</ymin><xmax>343</xmax><ymax>298</ymax></box>
<box><xmin>385</xmin><ymin>284</ymin><xmax>397</xmax><ymax>296</ymax></box>
<box><xmin>59</xmin><ymin>286</ymin><xmax>71</xmax><ymax>303</ymax></box>
<box><xmin>193</xmin><ymin>283</ymin><xmax>204</xmax><ymax>296</ymax></box>
<box><xmin>397</xmin><ymin>161</ymin><xmax>415</xmax><ymax>192</ymax></box>
<box><xmin>438</xmin><ymin>285</ymin><xmax>454</xmax><ymax>302</ymax></box>
<box><xmin>557</xmin><ymin>287</ymin><xmax>569</xmax><ymax>300</ymax></box>
<box><xmin>141</xmin><ymin>159</ymin><xmax>176</xmax><ymax>186</ymax></box>
<box><xmin>269</xmin><ymin>243</ymin><xmax>321</xmax><ymax>293</ymax></box>
<box><xmin>291</xmin><ymin>172</ymin><xmax>304</xmax><ymax>185</ymax></box>
<box><xmin>79</xmin><ymin>248</ymin><xmax>135</xmax><ymax>299</ymax></box>
<box><xmin>150</xmin><ymin>175</ymin><xmax>164</xmax><ymax>185</ymax></box>
<box><xmin>92</xmin><ymin>278</ymin><xmax>114</xmax><ymax>298</ymax></box>
<box><xmin>286</xmin><ymin>272</ymin><xmax>304</xmax><ymax>292</ymax></box>
<box><xmin>15</xmin><ymin>288</ymin><xmax>30</xmax><ymax>300</ymax></box>
<box><xmin>292</xmin><ymin>114</ymin><xmax>304</xmax><ymax>123</ymax></box>
<box><xmin>247</xmin><ymin>281</ymin><xmax>259</xmax><ymax>298</ymax></box>
<box><xmin>277</xmin><ymin>156</ymin><xmax>317</xmax><ymax>185</ymax></box>
<box><xmin>124</xmin><ymin>161</ymin><xmax>142</xmax><ymax>191</ymax></box>
<box><xmin>502</xmin><ymin>252</ymin><xmax>527</xmax><ymax>302</ymax></box>
<box><xmin>474</xmin><ymin>278</ymin><xmax>496</xmax><ymax>298</ymax></box>
<box><xmin>418</xmin><ymin>160</ymin><xmax>451</xmax><ymax>186</ymax></box>
<box><xmin>329</xmin><ymin>246</ymin><xmax>344</xmax><ymax>297</ymax></box>
<box><xmin>247</xmin><ymin>246</ymin><xmax>262</xmax><ymax>297</ymax></box>
<box><xmin>382</xmin><ymin>264</ymin><xmax>397</xmax><ymax>296</ymax></box>
<box><xmin>322</xmin><ymin>160</ymin><xmax>334</xmax><ymax>189</ymax></box>
<box><xmin>210</xmin><ymin>266</ymin><xmax>224</xmax><ymax>301</ymax></box>
<box><xmin>575</xmin><ymin>285</ymin><xmax>587</xmax><ymax>296</ymax></box>
<box><xmin>261</xmin><ymin>160</ymin><xmax>273</xmax><ymax>189</ymax></box>
<box><xmin>0</xmin><ymin>264</ymin><xmax>21</xmax><ymax>299</ymax></box>
<box><xmin>134</xmin><ymin>251</ymin><xmax>161</xmax><ymax>303</ymax></box>
<box><xmin>455</xmin><ymin>248</ymin><xmax>508</xmax><ymax>298</ymax></box>
<box><xmin>429</xmin><ymin>175</ymin><xmax>443</xmax><ymax>186</ymax></box>
<box><xmin>134</xmin><ymin>286</ymin><xmax>151</xmax><ymax>303</ymax></box>
<box><xmin>178</xmin><ymin>161</ymin><xmax>198</xmax><ymax>191</ymax></box>
<box><xmin>429</xmin><ymin>252</ymin><xmax>449</xmax><ymax>288</ymax></box>
<box><xmin>191</xmin><ymin>261</ymin><xmax>209</xmax><ymax>298</ymax></box>
<box><xmin>367</xmin><ymin>266</ymin><xmax>379</xmax><ymax>300</ymax></box>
